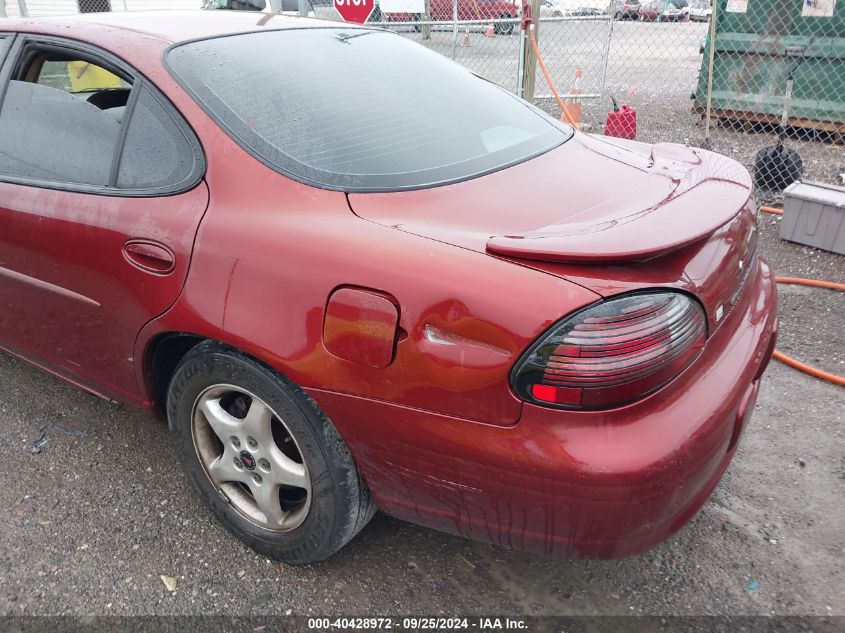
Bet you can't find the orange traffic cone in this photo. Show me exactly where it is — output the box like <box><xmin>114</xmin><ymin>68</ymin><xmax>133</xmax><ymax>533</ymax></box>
<box><xmin>461</xmin><ymin>26</ymin><xmax>471</xmax><ymax>47</ymax></box>
<box><xmin>562</xmin><ymin>67</ymin><xmax>583</xmax><ymax>128</ymax></box>
<box><xmin>485</xmin><ymin>23</ymin><xmax>495</xmax><ymax>37</ymax></box>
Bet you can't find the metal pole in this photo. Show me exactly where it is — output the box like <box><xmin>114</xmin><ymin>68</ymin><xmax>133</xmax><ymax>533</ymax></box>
<box><xmin>517</xmin><ymin>13</ymin><xmax>526</xmax><ymax>98</ymax></box>
<box><xmin>422</xmin><ymin>0</ymin><xmax>431</xmax><ymax>40</ymax></box>
<box><xmin>16</xmin><ymin>0</ymin><xmax>27</xmax><ymax>18</ymax></box>
<box><xmin>600</xmin><ymin>16</ymin><xmax>613</xmax><ymax>98</ymax></box>
<box><xmin>450</xmin><ymin>0</ymin><xmax>458</xmax><ymax>59</ymax></box>
<box><xmin>520</xmin><ymin>0</ymin><xmax>540</xmax><ymax>102</ymax></box>
<box><xmin>703</xmin><ymin>0</ymin><xmax>718</xmax><ymax>148</ymax></box>
<box><xmin>297</xmin><ymin>0</ymin><xmax>308</xmax><ymax>16</ymax></box>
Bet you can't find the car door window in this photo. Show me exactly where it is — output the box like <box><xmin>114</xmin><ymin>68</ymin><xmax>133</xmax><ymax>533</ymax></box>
<box><xmin>0</xmin><ymin>39</ymin><xmax>202</xmax><ymax>194</ymax></box>
<box><xmin>0</xmin><ymin>80</ymin><xmax>121</xmax><ymax>185</ymax></box>
<box><xmin>0</xmin><ymin>49</ymin><xmax>130</xmax><ymax>187</ymax></box>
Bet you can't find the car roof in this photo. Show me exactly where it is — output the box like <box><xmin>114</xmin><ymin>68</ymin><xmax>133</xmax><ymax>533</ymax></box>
<box><xmin>0</xmin><ymin>10</ymin><xmax>345</xmax><ymax>45</ymax></box>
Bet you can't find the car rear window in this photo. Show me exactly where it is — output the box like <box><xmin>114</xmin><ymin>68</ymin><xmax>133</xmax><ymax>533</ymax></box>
<box><xmin>166</xmin><ymin>28</ymin><xmax>571</xmax><ymax>192</ymax></box>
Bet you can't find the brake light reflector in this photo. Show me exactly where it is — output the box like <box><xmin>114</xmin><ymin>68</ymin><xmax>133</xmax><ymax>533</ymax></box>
<box><xmin>513</xmin><ymin>292</ymin><xmax>707</xmax><ymax>410</ymax></box>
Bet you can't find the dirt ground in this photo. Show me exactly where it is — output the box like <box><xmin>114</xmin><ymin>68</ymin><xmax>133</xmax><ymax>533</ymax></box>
<box><xmin>0</xmin><ymin>208</ymin><xmax>843</xmax><ymax>623</ymax></box>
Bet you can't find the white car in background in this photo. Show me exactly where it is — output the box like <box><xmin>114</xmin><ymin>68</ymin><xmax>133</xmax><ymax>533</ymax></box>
<box><xmin>540</xmin><ymin>0</ymin><xmax>611</xmax><ymax>17</ymax></box>
<box><xmin>203</xmin><ymin>0</ymin><xmax>316</xmax><ymax>16</ymax></box>
<box><xmin>688</xmin><ymin>0</ymin><xmax>712</xmax><ymax>21</ymax></box>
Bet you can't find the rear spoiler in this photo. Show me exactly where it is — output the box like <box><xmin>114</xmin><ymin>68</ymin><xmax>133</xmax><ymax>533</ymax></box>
<box><xmin>487</xmin><ymin>147</ymin><xmax>753</xmax><ymax>264</ymax></box>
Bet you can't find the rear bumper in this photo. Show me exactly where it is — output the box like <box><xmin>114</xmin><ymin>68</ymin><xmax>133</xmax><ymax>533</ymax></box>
<box><xmin>307</xmin><ymin>257</ymin><xmax>778</xmax><ymax>558</ymax></box>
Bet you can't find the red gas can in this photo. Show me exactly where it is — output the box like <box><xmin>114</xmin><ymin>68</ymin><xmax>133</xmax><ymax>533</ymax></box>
<box><xmin>604</xmin><ymin>102</ymin><xmax>637</xmax><ymax>140</ymax></box>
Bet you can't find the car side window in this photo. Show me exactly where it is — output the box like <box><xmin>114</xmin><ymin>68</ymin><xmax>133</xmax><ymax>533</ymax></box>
<box><xmin>0</xmin><ymin>80</ymin><xmax>122</xmax><ymax>186</ymax></box>
<box><xmin>0</xmin><ymin>40</ymin><xmax>202</xmax><ymax>194</ymax></box>
<box><xmin>0</xmin><ymin>48</ymin><xmax>131</xmax><ymax>187</ymax></box>
<box><xmin>115</xmin><ymin>85</ymin><xmax>200</xmax><ymax>191</ymax></box>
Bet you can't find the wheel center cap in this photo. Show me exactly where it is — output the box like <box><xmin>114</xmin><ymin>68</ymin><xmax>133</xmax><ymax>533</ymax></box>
<box><xmin>239</xmin><ymin>450</ymin><xmax>256</xmax><ymax>471</ymax></box>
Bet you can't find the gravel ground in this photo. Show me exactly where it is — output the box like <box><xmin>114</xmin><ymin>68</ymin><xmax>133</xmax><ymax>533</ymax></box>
<box><xmin>0</xmin><ymin>217</ymin><xmax>843</xmax><ymax>621</ymax></box>
<box><xmin>759</xmin><ymin>211</ymin><xmax>845</xmax><ymax>376</ymax></box>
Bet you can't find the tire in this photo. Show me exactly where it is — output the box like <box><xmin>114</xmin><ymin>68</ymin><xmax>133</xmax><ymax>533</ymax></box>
<box><xmin>167</xmin><ymin>341</ymin><xmax>376</xmax><ymax>565</ymax></box>
<box><xmin>495</xmin><ymin>14</ymin><xmax>515</xmax><ymax>35</ymax></box>
<box><xmin>753</xmin><ymin>143</ymin><xmax>803</xmax><ymax>191</ymax></box>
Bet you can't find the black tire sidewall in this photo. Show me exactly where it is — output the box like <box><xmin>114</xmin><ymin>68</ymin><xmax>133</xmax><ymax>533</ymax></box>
<box><xmin>167</xmin><ymin>344</ymin><xmax>365</xmax><ymax>564</ymax></box>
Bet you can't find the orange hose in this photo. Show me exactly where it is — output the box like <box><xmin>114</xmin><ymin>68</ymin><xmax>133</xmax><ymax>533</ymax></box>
<box><xmin>761</xmin><ymin>205</ymin><xmax>784</xmax><ymax>216</ymax></box>
<box><xmin>772</xmin><ymin>277</ymin><xmax>844</xmax><ymax>387</ymax></box>
<box><xmin>528</xmin><ymin>26</ymin><xmax>579</xmax><ymax>128</ymax></box>
<box><xmin>772</xmin><ymin>351</ymin><xmax>845</xmax><ymax>387</ymax></box>
<box><xmin>776</xmin><ymin>277</ymin><xmax>845</xmax><ymax>292</ymax></box>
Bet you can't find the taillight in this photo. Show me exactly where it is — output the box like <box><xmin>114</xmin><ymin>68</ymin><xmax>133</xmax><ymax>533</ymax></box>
<box><xmin>512</xmin><ymin>292</ymin><xmax>707</xmax><ymax>410</ymax></box>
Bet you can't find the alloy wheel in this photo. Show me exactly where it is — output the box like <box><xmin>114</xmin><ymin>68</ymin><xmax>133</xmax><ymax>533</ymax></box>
<box><xmin>192</xmin><ymin>384</ymin><xmax>311</xmax><ymax>532</ymax></box>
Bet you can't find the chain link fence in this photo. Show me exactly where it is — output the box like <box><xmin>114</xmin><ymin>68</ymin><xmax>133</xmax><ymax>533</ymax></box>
<box><xmin>1</xmin><ymin>0</ymin><xmax>843</xmax><ymax>198</ymax></box>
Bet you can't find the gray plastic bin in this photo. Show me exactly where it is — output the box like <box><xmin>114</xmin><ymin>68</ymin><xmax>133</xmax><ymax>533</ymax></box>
<box><xmin>780</xmin><ymin>181</ymin><xmax>845</xmax><ymax>256</ymax></box>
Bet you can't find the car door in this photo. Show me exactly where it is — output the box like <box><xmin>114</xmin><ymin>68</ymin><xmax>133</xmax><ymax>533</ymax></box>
<box><xmin>0</xmin><ymin>35</ymin><xmax>208</xmax><ymax>403</ymax></box>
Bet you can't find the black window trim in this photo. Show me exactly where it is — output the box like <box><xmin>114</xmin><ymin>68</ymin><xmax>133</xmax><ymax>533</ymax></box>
<box><xmin>0</xmin><ymin>34</ymin><xmax>206</xmax><ymax>198</ymax></box>
<box><xmin>0</xmin><ymin>34</ymin><xmax>14</xmax><ymax>68</ymax></box>
<box><xmin>162</xmin><ymin>27</ymin><xmax>572</xmax><ymax>194</ymax></box>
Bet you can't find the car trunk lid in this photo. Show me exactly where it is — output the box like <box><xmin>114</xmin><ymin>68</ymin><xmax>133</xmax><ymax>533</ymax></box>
<box><xmin>348</xmin><ymin>133</ymin><xmax>757</xmax><ymax>330</ymax></box>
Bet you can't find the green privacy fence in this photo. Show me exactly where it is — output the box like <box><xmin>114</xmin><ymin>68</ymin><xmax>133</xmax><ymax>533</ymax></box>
<box><xmin>694</xmin><ymin>0</ymin><xmax>845</xmax><ymax>133</ymax></box>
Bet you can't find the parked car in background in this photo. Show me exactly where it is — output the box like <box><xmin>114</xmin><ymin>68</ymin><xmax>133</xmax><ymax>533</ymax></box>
<box><xmin>689</xmin><ymin>0</ymin><xmax>712</xmax><ymax>21</ymax></box>
<box><xmin>638</xmin><ymin>0</ymin><xmax>684</xmax><ymax>21</ymax></box>
<box><xmin>383</xmin><ymin>0</ymin><xmax>520</xmax><ymax>33</ymax></box>
<box><xmin>611</xmin><ymin>0</ymin><xmax>641</xmax><ymax>19</ymax></box>
<box><xmin>672</xmin><ymin>0</ymin><xmax>690</xmax><ymax>18</ymax></box>
<box><xmin>540</xmin><ymin>0</ymin><xmax>558</xmax><ymax>15</ymax></box>
<box><xmin>568</xmin><ymin>6</ymin><xmax>605</xmax><ymax>15</ymax></box>
<box><xmin>203</xmin><ymin>0</ymin><xmax>316</xmax><ymax>16</ymax></box>
<box><xmin>540</xmin><ymin>0</ymin><xmax>610</xmax><ymax>17</ymax></box>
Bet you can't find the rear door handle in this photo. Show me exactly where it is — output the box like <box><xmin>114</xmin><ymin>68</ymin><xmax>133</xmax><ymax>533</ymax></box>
<box><xmin>122</xmin><ymin>239</ymin><xmax>176</xmax><ymax>275</ymax></box>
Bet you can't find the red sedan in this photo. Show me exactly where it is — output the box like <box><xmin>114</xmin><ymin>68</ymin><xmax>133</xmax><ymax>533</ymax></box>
<box><xmin>0</xmin><ymin>11</ymin><xmax>776</xmax><ymax>564</ymax></box>
<box><xmin>638</xmin><ymin>0</ymin><xmax>685</xmax><ymax>21</ymax></box>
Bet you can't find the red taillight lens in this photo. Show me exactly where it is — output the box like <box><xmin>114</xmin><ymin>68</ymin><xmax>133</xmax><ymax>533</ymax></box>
<box><xmin>513</xmin><ymin>292</ymin><xmax>707</xmax><ymax>410</ymax></box>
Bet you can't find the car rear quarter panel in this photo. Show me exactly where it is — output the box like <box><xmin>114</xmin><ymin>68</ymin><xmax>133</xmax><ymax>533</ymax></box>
<box><xmin>137</xmin><ymin>125</ymin><xmax>600</xmax><ymax>425</ymax></box>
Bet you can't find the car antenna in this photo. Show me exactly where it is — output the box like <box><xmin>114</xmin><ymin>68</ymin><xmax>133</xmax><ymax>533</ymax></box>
<box><xmin>334</xmin><ymin>31</ymin><xmax>373</xmax><ymax>44</ymax></box>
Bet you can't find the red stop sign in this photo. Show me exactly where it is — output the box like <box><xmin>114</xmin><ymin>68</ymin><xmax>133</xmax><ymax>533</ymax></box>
<box><xmin>334</xmin><ymin>0</ymin><xmax>375</xmax><ymax>24</ymax></box>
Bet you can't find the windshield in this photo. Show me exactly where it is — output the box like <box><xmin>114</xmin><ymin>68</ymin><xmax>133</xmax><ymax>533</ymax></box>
<box><xmin>166</xmin><ymin>28</ymin><xmax>571</xmax><ymax>192</ymax></box>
